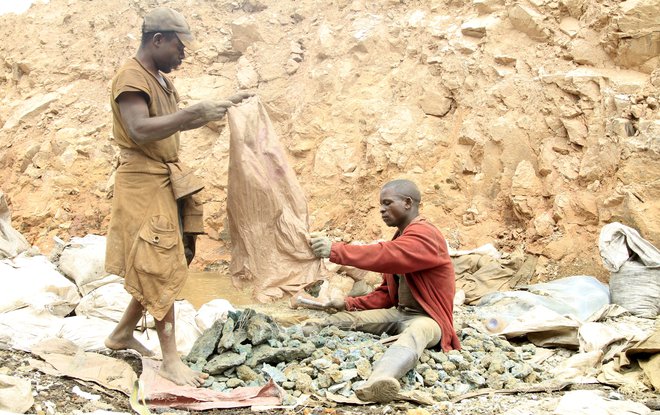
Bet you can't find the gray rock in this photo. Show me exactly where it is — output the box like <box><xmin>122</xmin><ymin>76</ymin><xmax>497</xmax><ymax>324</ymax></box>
<box><xmin>204</xmin><ymin>352</ymin><xmax>246</xmax><ymax>375</ymax></box>
<box><xmin>226</xmin><ymin>378</ymin><xmax>244</xmax><ymax>388</ymax></box>
<box><xmin>261</xmin><ymin>363</ymin><xmax>286</xmax><ymax>383</ymax></box>
<box><xmin>217</xmin><ymin>316</ymin><xmax>236</xmax><ymax>352</ymax></box>
<box><xmin>247</xmin><ymin>313</ymin><xmax>278</xmax><ymax>345</ymax></box>
<box><xmin>423</xmin><ymin>368</ymin><xmax>439</xmax><ymax>386</ymax></box>
<box><xmin>246</xmin><ymin>342</ymin><xmax>316</xmax><ymax>367</ymax></box>
<box><xmin>236</xmin><ymin>365</ymin><xmax>263</xmax><ymax>383</ymax></box>
<box><xmin>340</xmin><ymin>369</ymin><xmax>359</xmax><ymax>382</ymax></box>
<box><xmin>186</xmin><ymin>319</ymin><xmax>225</xmax><ymax>364</ymax></box>
<box><xmin>462</xmin><ymin>370</ymin><xmax>487</xmax><ymax>386</ymax></box>
<box><xmin>511</xmin><ymin>363</ymin><xmax>533</xmax><ymax>379</ymax></box>
<box><xmin>327</xmin><ymin>382</ymin><xmax>346</xmax><ymax>394</ymax></box>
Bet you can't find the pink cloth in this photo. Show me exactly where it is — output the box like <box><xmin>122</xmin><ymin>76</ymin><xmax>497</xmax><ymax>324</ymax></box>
<box><xmin>140</xmin><ymin>358</ymin><xmax>283</xmax><ymax>410</ymax></box>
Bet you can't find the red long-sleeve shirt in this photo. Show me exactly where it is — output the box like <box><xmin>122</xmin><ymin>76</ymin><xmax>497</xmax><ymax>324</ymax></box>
<box><xmin>330</xmin><ymin>217</ymin><xmax>461</xmax><ymax>351</ymax></box>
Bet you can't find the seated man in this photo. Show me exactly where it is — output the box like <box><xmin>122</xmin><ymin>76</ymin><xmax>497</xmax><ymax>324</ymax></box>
<box><xmin>306</xmin><ymin>179</ymin><xmax>461</xmax><ymax>403</ymax></box>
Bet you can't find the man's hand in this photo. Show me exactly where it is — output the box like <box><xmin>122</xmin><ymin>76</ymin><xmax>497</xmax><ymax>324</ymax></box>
<box><xmin>188</xmin><ymin>100</ymin><xmax>235</xmax><ymax>123</ymax></box>
<box><xmin>226</xmin><ymin>91</ymin><xmax>255</xmax><ymax>104</ymax></box>
<box><xmin>310</xmin><ymin>234</ymin><xmax>332</xmax><ymax>258</ymax></box>
<box><xmin>294</xmin><ymin>296</ymin><xmax>346</xmax><ymax>313</ymax></box>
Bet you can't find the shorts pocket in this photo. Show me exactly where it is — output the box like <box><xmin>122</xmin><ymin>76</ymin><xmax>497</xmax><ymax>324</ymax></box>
<box><xmin>134</xmin><ymin>215</ymin><xmax>179</xmax><ymax>276</ymax></box>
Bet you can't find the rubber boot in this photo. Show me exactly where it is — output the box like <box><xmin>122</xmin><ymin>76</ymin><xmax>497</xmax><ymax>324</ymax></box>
<box><xmin>355</xmin><ymin>345</ymin><xmax>418</xmax><ymax>403</ymax></box>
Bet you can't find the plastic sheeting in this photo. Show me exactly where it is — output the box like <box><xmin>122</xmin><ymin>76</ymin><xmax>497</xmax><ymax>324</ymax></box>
<box><xmin>226</xmin><ymin>98</ymin><xmax>324</xmax><ymax>302</ymax></box>
<box><xmin>139</xmin><ymin>358</ymin><xmax>283</xmax><ymax>409</ymax></box>
<box><xmin>477</xmin><ymin>275</ymin><xmax>610</xmax><ymax>347</ymax></box>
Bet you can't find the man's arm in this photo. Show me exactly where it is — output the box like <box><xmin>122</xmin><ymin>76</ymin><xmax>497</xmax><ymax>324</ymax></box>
<box><xmin>179</xmin><ymin>91</ymin><xmax>254</xmax><ymax>132</ymax></box>
<box><xmin>330</xmin><ymin>224</ymin><xmax>450</xmax><ymax>274</ymax></box>
<box><xmin>117</xmin><ymin>92</ymin><xmax>233</xmax><ymax>144</ymax></box>
<box><xmin>309</xmin><ymin>235</ymin><xmax>396</xmax><ymax>312</ymax></box>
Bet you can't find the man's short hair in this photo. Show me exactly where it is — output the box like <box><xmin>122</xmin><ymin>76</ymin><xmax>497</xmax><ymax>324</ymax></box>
<box><xmin>382</xmin><ymin>179</ymin><xmax>421</xmax><ymax>204</ymax></box>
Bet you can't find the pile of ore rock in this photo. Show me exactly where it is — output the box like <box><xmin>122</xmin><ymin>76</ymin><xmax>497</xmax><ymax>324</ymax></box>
<box><xmin>185</xmin><ymin>309</ymin><xmax>548</xmax><ymax>404</ymax></box>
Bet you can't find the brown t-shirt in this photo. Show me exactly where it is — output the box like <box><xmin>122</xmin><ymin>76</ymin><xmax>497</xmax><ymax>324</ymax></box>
<box><xmin>110</xmin><ymin>58</ymin><xmax>180</xmax><ymax>162</ymax></box>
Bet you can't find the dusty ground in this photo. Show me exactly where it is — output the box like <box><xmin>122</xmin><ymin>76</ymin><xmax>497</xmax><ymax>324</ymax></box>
<box><xmin>3</xmin><ymin>343</ymin><xmax>658</xmax><ymax>415</ymax></box>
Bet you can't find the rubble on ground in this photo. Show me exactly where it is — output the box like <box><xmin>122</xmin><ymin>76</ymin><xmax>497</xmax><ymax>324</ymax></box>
<box><xmin>185</xmin><ymin>308</ymin><xmax>549</xmax><ymax>405</ymax></box>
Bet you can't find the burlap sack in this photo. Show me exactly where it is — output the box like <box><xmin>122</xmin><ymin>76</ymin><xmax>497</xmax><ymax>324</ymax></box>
<box><xmin>226</xmin><ymin>98</ymin><xmax>324</xmax><ymax>302</ymax></box>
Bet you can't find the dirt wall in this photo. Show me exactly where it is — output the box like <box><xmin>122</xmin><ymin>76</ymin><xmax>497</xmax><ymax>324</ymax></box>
<box><xmin>0</xmin><ymin>0</ymin><xmax>658</xmax><ymax>281</ymax></box>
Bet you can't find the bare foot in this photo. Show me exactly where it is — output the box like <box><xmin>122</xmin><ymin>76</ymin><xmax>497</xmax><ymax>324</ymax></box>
<box><xmin>160</xmin><ymin>358</ymin><xmax>208</xmax><ymax>387</ymax></box>
<box><xmin>104</xmin><ymin>334</ymin><xmax>154</xmax><ymax>357</ymax></box>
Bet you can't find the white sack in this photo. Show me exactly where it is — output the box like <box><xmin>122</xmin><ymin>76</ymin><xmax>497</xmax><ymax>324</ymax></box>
<box><xmin>578</xmin><ymin>322</ymin><xmax>628</xmax><ymax>353</ymax></box>
<box><xmin>138</xmin><ymin>300</ymin><xmax>202</xmax><ymax>357</ymax></box>
<box><xmin>0</xmin><ymin>308</ymin><xmax>64</xmax><ymax>352</ymax></box>
<box><xmin>0</xmin><ymin>191</ymin><xmax>30</xmax><ymax>260</ymax></box>
<box><xmin>195</xmin><ymin>299</ymin><xmax>236</xmax><ymax>332</ymax></box>
<box><xmin>599</xmin><ymin>222</ymin><xmax>660</xmax><ymax>318</ymax></box>
<box><xmin>550</xmin><ymin>350</ymin><xmax>603</xmax><ymax>381</ymax></box>
<box><xmin>523</xmin><ymin>275</ymin><xmax>610</xmax><ymax>321</ymax></box>
<box><xmin>74</xmin><ymin>282</ymin><xmax>152</xmax><ymax>326</ymax></box>
<box><xmin>599</xmin><ymin>222</ymin><xmax>660</xmax><ymax>271</ymax></box>
<box><xmin>0</xmin><ymin>374</ymin><xmax>34</xmax><ymax>413</ymax></box>
<box><xmin>0</xmin><ymin>254</ymin><xmax>80</xmax><ymax>316</ymax></box>
<box><xmin>58</xmin><ymin>316</ymin><xmax>118</xmax><ymax>352</ymax></box>
<box><xmin>59</xmin><ymin>234</ymin><xmax>120</xmax><ymax>295</ymax></box>
<box><xmin>478</xmin><ymin>276</ymin><xmax>609</xmax><ymax>326</ymax></box>
<box><xmin>477</xmin><ymin>276</ymin><xmax>609</xmax><ymax>346</ymax></box>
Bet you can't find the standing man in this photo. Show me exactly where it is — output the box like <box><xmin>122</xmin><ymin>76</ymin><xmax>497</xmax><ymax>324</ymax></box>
<box><xmin>104</xmin><ymin>7</ymin><xmax>251</xmax><ymax>387</ymax></box>
<box><xmin>307</xmin><ymin>179</ymin><xmax>461</xmax><ymax>403</ymax></box>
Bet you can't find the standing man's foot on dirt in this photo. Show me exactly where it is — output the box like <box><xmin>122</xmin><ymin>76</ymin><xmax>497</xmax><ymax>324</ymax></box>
<box><xmin>160</xmin><ymin>358</ymin><xmax>208</xmax><ymax>387</ymax></box>
<box><xmin>104</xmin><ymin>334</ymin><xmax>154</xmax><ymax>357</ymax></box>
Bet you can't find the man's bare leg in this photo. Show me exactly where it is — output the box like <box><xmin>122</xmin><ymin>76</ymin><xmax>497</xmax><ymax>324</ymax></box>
<box><xmin>105</xmin><ymin>297</ymin><xmax>154</xmax><ymax>356</ymax></box>
<box><xmin>156</xmin><ymin>303</ymin><xmax>208</xmax><ymax>387</ymax></box>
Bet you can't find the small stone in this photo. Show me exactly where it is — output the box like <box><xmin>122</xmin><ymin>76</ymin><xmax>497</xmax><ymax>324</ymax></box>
<box><xmin>327</xmin><ymin>382</ymin><xmax>347</xmax><ymax>393</ymax></box>
<box><xmin>294</xmin><ymin>373</ymin><xmax>313</xmax><ymax>393</ymax></box>
<box><xmin>226</xmin><ymin>378</ymin><xmax>244</xmax><ymax>388</ymax></box>
<box><xmin>442</xmin><ymin>361</ymin><xmax>457</xmax><ymax>373</ymax></box>
<box><xmin>355</xmin><ymin>358</ymin><xmax>371</xmax><ymax>379</ymax></box>
<box><xmin>422</xmin><ymin>368</ymin><xmax>439</xmax><ymax>386</ymax></box>
<box><xmin>311</xmin><ymin>358</ymin><xmax>332</xmax><ymax>369</ymax></box>
<box><xmin>204</xmin><ymin>352</ymin><xmax>246</xmax><ymax>375</ymax></box>
<box><xmin>462</xmin><ymin>370</ymin><xmax>486</xmax><ymax>386</ymax></box>
<box><xmin>236</xmin><ymin>365</ymin><xmax>263</xmax><ymax>382</ymax></box>
<box><xmin>432</xmin><ymin>387</ymin><xmax>449</xmax><ymax>402</ymax></box>
<box><xmin>317</xmin><ymin>373</ymin><xmax>332</xmax><ymax>388</ymax></box>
